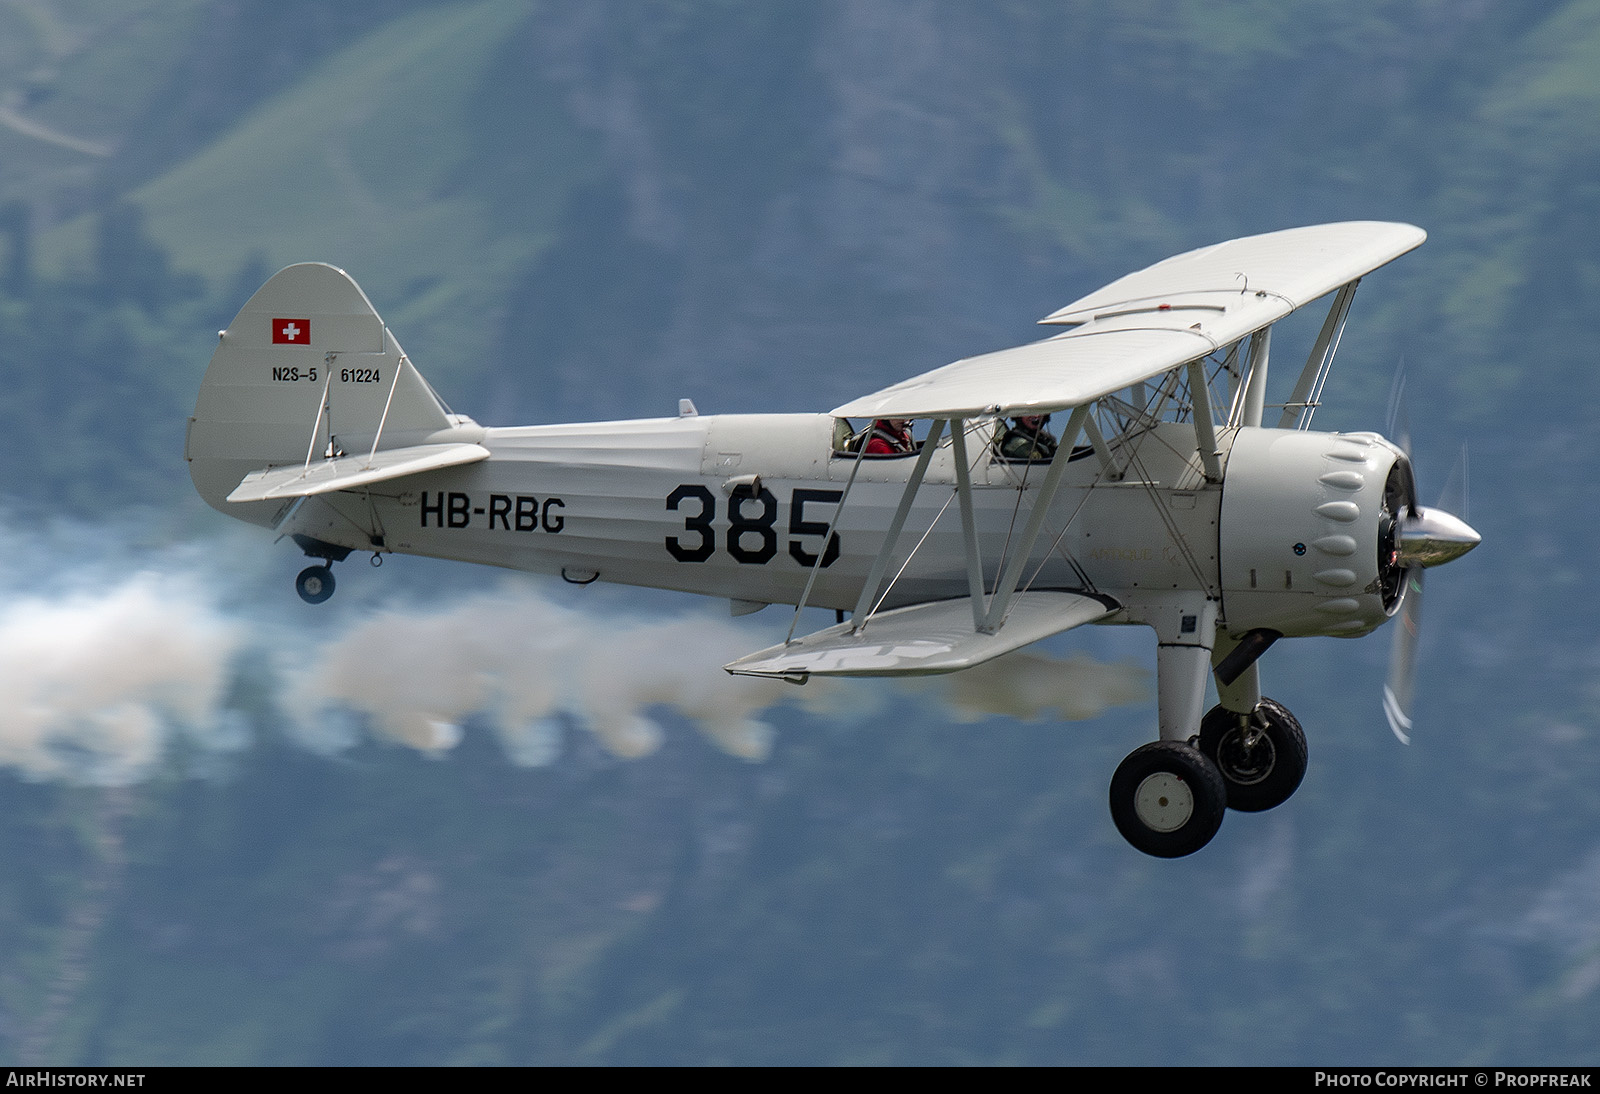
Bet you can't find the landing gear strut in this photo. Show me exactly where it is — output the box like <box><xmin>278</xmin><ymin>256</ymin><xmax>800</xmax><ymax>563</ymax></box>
<box><xmin>1197</xmin><ymin>697</ymin><xmax>1307</xmax><ymax>813</ymax></box>
<box><xmin>1108</xmin><ymin>740</ymin><xmax>1227</xmax><ymax>858</ymax></box>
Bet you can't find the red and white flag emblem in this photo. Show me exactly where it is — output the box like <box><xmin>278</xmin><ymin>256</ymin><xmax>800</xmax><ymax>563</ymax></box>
<box><xmin>272</xmin><ymin>318</ymin><xmax>310</xmax><ymax>344</ymax></box>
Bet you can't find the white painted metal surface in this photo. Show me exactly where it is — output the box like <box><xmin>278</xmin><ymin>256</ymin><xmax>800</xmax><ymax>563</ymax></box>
<box><xmin>832</xmin><ymin>222</ymin><xmax>1424</xmax><ymax>420</ymax></box>
<box><xmin>227</xmin><ymin>442</ymin><xmax>491</xmax><ymax>502</ymax></box>
<box><xmin>724</xmin><ymin>591</ymin><xmax>1116</xmax><ymax>679</ymax></box>
<box><xmin>1134</xmin><ymin>772</ymin><xmax>1194</xmax><ymax>832</ymax></box>
<box><xmin>187</xmin><ymin>262</ymin><xmax>482</xmax><ymax>528</ymax></box>
<box><xmin>1218</xmin><ymin>428</ymin><xmax>1405</xmax><ymax>638</ymax></box>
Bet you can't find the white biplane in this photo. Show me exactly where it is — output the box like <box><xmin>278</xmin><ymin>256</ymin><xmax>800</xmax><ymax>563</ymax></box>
<box><xmin>188</xmin><ymin>222</ymin><xmax>1478</xmax><ymax>857</ymax></box>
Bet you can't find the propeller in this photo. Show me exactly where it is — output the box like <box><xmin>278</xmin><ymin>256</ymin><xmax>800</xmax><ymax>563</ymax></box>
<box><xmin>1380</xmin><ymin>380</ymin><xmax>1480</xmax><ymax>743</ymax></box>
<box><xmin>1383</xmin><ymin>568</ymin><xmax>1422</xmax><ymax>744</ymax></box>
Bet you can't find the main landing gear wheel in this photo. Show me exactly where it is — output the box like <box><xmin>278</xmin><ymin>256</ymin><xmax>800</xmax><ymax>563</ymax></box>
<box><xmin>1197</xmin><ymin>697</ymin><xmax>1307</xmax><ymax>813</ymax></box>
<box><xmin>295</xmin><ymin>565</ymin><xmax>336</xmax><ymax>604</ymax></box>
<box><xmin>1109</xmin><ymin>741</ymin><xmax>1227</xmax><ymax>858</ymax></box>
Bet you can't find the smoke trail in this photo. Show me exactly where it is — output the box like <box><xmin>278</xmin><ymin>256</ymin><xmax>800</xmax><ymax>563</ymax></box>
<box><xmin>280</xmin><ymin>588</ymin><xmax>812</xmax><ymax>762</ymax></box>
<box><xmin>0</xmin><ymin>573</ymin><xmax>244</xmax><ymax>786</ymax></box>
<box><xmin>923</xmin><ymin>649</ymin><xmax>1152</xmax><ymax>724</ymax></box>
<box><xmin>283</xmin><ymin>585</ymin><xmax>1152</xmax><ymax>765</ymax></box>
<box><xmin>0</xmin><ymin>530</ymin><xmax>1150</xmax><ymax>782</ymax></box>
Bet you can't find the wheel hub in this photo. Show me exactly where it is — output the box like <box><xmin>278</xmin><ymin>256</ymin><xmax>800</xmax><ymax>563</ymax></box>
<box><xmin>1217</xmin><ymin>726</ymin><xmax>1276</xmax><ymax>785</ymax></box>
<box><xmin>1133</xmin><ymin>772</ymin><xmax>1194</xmax><ymax>832</ymax></box>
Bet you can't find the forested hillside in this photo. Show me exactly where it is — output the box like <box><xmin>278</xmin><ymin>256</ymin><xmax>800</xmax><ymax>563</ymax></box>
<box><xmin>0</xmin><ymin>0</ymin><xmax>1596</xmax><ymax>1064</ymax></box>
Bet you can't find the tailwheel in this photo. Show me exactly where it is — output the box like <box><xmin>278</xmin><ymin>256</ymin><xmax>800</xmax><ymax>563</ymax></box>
<box><xmin>1197</xmin><ymin>697</ymin><xmax>1307</xmax><ymax>813</ymax></box>
<box><xmin>1109</xmin><ymin>740</ymin><xmax>1227</xmax><ymax>858</ymax></box>
<box><xmin>295</xmin><ymin>565</ymin><xmax>336</xmax><ymax>605</ymax></box>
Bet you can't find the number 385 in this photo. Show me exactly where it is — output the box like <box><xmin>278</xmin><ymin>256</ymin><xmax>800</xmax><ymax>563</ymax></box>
<box><xmin>665</xmin><ymin>485</ymin><xmax>841</xmax><ymax>567</ymax></box>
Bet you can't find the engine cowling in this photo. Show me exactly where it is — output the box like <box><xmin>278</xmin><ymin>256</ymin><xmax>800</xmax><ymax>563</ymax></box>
<box><xmin>1218</xmin><ymin>428</ymin><xmax>1413</xmax><ymax>638</ymax></box>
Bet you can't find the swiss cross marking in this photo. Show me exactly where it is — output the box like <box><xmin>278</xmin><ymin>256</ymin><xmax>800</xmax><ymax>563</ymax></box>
<box><xmin>272</xmin><ymin>318</ymin><xmax>311</xmax><ymax>345</ymax></box>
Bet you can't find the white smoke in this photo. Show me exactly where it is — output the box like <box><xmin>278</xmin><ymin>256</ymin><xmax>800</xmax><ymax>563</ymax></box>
<box><xmin>922</xmin><ymin>649</ymin><xmax>1152</xmax><ymax>725</ymax></box>
<box><xmin>284</xmin><ymin>585</ymin><xmax>1154</xmax><ymax>766</ymax></box>
<box><xmin>0</xmin><ymin>573</ymin><xmax>245</xmax><ymax>786</ymax></box>
<box><xmin>0</xmin><ymin>530</ymin><xmax>1151</xmax><ymax>783</ymax></box>
<box><xmin>281</xmin><ymin>589</ymin><xmax>809</xmax><ymax>763</ymax></box>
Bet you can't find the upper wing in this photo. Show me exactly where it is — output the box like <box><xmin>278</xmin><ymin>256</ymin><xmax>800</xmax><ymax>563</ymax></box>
<box><xmin>832</xmin><ymin>221</ymin><xmax>1425</xmax><ymax>420</ymax></box>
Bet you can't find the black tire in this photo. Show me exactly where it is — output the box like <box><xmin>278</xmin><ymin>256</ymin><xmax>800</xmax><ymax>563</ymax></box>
<box><xmin>295</xmin><ymin>565</ymin><xmax>336</xmax><ymax>604</ymax></box>
<box><xmin>1109</xmin><ymin>740</ymin><xmax>1227</xmax><ymax>858</ymax></box>
<box><xmin>1197</xmin><ymin>697</ymin><xmax>1307</xmax><ymax>813</ymax></box>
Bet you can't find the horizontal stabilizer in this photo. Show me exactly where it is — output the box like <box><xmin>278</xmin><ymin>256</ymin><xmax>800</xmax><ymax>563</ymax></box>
<box><xmin>227</xmin><ymin>442</ymin><xmax>490</xmax><ymax>503</ymax></box>
<box><xmin>725</xmin><ymin>591</ymin><xmax>1117</xmax><ymax>680</ymax></box>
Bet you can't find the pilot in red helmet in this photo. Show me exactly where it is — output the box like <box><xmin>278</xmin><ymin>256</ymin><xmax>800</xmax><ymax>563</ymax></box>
<box><xmin>864</xmin><ymin>418</ymin><xmax>914</xmax><ymax>455</ymax></box>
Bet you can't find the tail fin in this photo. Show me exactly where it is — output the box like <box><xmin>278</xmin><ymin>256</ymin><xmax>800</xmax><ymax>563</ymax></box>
<box><xmin>187</xmin><ymin>263</ymin><xmax>475</xmax><ymax>526</ymax></box>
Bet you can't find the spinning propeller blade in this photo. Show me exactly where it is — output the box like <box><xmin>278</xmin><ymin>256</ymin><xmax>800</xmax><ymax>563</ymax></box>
<box><xmin>1383</xmin><ymin>568</ymin><xmax>1423</xmax><ymax>744</ymax></box>
<box><xmin>1381</xmin><ymin>428</ymin><xmax>1478</xmax><ymax>744</ymax></box>
<box><xmin>1385</xmin><ymin>363</ymin><xmax>1412</xmax><ymax>462</ymax></box>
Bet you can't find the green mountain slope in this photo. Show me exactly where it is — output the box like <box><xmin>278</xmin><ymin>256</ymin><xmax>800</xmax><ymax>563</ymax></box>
<box><xmin>42</xmin><ymin>0</ymin><xmax>595</xmax><ymax>392</ymax></box>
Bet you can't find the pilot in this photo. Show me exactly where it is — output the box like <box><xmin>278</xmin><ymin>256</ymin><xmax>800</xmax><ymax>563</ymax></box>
<box><xmin>863</xmin><ymin>418</ymin><xmax>915</xmax><ymax>455</ymax></box>
<box><xmin>998</xmin><ymin>414</ymin><xmax>1057</xmax><ymax>461</ymax></box>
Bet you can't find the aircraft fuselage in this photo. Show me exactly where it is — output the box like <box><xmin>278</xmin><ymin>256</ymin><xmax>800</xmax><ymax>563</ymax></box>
<box><xmin>276</xmin><ymin>412</ymin><xmax>1401</xmax><ymax>640</ymax></box>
